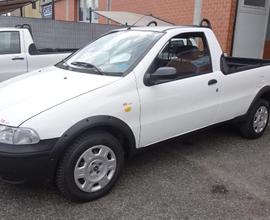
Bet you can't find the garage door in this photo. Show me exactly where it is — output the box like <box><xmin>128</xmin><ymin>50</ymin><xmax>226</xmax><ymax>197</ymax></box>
<box><xmin>233</xmin><ymin>0</ymin><xmax>270</xmax><ymax>58</ymax></box>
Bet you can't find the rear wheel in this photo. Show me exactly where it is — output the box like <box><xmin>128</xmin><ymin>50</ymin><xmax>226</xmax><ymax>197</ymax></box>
<box><xmin>56</xmin><ymin>131</ymin><xmax>124</xmax><ymax>202</ymax></box>
<box><xmin>239</xmin><ymin>99</ymin><xmax>269</xmax><ymax>139</ymax></box>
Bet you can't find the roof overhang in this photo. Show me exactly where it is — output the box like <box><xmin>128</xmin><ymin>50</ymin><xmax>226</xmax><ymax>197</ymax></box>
<box><xmin>0</xmin><ymin>0</ymin><xmax>33</xmax><ymax>13</ymax></box>
<box><xmin>95</xmin><ymin>11</ymin><xmax>174</xmax><ymax>26</ymax></box>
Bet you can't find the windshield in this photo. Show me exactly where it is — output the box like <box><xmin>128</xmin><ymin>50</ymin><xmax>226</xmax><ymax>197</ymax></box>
<box><xmin>57</xmin><ymin>30</ymin><xmax>163</xmax><ymax>76</ymax></box>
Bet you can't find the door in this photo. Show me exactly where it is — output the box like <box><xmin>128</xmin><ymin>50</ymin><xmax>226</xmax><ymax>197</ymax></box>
<box><xmin>0</xmin><ymin>31</ymin><xmax>27</xmax><ymax>81</ymax></box>
<box><xmin>233</xmin><ymin>0</ymin><xmax>270</xmax><ymax>58</ymax></box>
<box><xmin>138</xmin><ymin>32</ymin><xmax>221</xmax><ymax>147</ymax></box>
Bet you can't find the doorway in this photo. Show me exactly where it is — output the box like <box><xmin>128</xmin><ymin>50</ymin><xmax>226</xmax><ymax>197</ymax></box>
<box><xmin>232</xmin><ymin>0</ymin><xmax>270</xmax><ymax>59</ymax></box>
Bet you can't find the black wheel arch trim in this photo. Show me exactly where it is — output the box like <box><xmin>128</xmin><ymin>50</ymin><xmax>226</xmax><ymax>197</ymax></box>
<box><xmin>247</xmin><ymin>86</ymin><xmax>270</xmax><ymax>114</ymax></box>
<box><xmin>50</xmin><ymin>115</ymin><xmax>137</xmax><ymax>166</ymax></box>
<box><xmin>234</xmin><ymin>86</ymin><xmax>270</xmax><ymax>123</ymax></box>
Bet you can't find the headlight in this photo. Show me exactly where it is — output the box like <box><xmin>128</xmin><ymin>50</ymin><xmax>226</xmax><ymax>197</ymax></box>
<box><xmin>0</xmin><ymin>125</ymin><xmax>40</xmax><ymax>145</ymax></box>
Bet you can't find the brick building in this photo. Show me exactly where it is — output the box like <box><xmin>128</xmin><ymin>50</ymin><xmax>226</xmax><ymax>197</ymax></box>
<box><xmin>98</xmin><ymin>0</ymin><xmax>236</xmax><ymax>55</ymax></box>
<box><xmin>54</xmin><ymin>0</ymin><xmax>270</xmax><ymax>58</ymax></box>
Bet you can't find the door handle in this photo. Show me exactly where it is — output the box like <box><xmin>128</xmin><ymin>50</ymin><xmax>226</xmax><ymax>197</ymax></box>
<box><xmin>208</xmin><ymin>79</ymin><xmax>218</xmax><ymax>86</ymax></box>
<box><xmin>12</xmin><ymin>57</ymin><xmax>24</xmax><ymax>61</ymax></box>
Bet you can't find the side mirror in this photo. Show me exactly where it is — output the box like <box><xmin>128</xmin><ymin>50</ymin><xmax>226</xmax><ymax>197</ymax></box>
<box><xmin>145</xmin><ymin>67</ymin><xmax>177</xmax><ymax>86</ymax></box>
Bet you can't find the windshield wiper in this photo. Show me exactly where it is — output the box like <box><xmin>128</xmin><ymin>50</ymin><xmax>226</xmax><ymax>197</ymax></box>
<box><xmin>71</xmin><ymin>62</ymin><xmax>103</xmax><ymax>75</ymax></box>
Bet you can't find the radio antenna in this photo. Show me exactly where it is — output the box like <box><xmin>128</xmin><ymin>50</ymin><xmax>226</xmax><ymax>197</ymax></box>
<box><xmin>127</xmin><ymin>14</ymin><xmax>148</xmax><ymax>30</ymax></box>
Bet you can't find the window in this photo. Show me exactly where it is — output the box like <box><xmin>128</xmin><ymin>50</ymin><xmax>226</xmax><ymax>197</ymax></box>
<box><xmin>79</xmin><ymin>0</ymin><xmax>99</xmax><ymax>23</ymax></box>
<box><xmin>244</xmin><ymin>0</ymin><xmax>266</xmax><ymax>7</ymax></box>
<box><xmin>0</xmin><ymin>32</ymin><xmax>20</xmax><ymax>55</ymax></box>
<box><xmin>148</xmin><ymin>32</ymin><xmax>212</xmax><ymax>79</ymax></box>
<box><xmin>60</xmin><ymin>31</ymin><xmax>163</xmax><ymax>76</ymax></box>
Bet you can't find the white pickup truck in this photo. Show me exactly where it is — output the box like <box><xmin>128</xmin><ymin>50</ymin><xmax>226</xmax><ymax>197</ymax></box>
<box><xmin>0</xmin><ymin>26</ymin><xmax>75</xmax><ymax>81</ymax></box>
<box><xmin>0</xmin><ymin>23</ymin><xmax>269</xmax><ymax>202</ymax></box>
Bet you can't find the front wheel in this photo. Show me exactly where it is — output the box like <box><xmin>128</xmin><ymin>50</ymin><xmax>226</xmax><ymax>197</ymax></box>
<box><xmin>239</xmin><ymin>99</ymin><xmax>269</xmax><ymax>139</ymax></box>
<box><xmin>56</xmin><ymin>131</ymin><xmax>124</xmax><ymax>202</ymax></box>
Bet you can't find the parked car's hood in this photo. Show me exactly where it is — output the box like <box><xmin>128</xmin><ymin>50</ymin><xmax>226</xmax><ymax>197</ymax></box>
<box><xmin>0</xmin><ymin>66</ymin><xmax>120</xmax><ymax>127</ymax></box>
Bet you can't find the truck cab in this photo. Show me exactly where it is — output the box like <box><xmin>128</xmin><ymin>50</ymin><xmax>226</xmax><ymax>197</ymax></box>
<box><xmin>0</xmin><ymin>28</ymin><xmax>28</xmax><ymax>79</ymax></box>
<box><xmin>0</xmin><ymin>27</ymin><xmax>75</xmax><ymax>82</ymax></box>
<box><xmin>0</xmin><ymin>24</ymin><xmax>269</xmax><ymax>202</ymax></box>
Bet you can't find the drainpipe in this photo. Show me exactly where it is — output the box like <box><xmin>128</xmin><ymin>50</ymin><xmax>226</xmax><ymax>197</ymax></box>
<box><xmin>89</xmin><ymin>7</ymin><xmax>92</xmax><ymax>23</ymax></box>
<box><xmin>230</xmin><ymin>0</ymin><xmax>239</xmax><ymax>56</ymax></box>
<box><xmin>52</xmin><ymin>0</ymin><xmax>55</xmax><ymax>20</ymax></box>
<box><xmin>65</xmin><ymin>0</ymin><xmax>69</xmax><ymax>20</ymax></box>
<box><xmin>193</xmin><ymin>0</ymin><xmax>202</xmax><ymax>25</ymax></box>
<box><xmin>20</xmin><ymin>7</ymin><xmax>23</xmax><ymax>17</ymax></box>
<box><xmin>107</xmin><ymin>0</ymin><xmax>111</xmax><ymax>24</ymax></box>
<box><xmin>107</xmin><ymin>0</ymin><xmax>111</xmax><ymax>11</ymax></box>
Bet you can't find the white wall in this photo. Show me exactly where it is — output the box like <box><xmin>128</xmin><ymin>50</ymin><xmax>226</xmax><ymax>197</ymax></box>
<box><xmin>233</xmin><ymin>0</ymin><xmax>270</xmax><ymax>58</ymax></box>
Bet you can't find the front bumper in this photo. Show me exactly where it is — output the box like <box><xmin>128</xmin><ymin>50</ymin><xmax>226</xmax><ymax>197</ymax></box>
<box><xmin>0</xmin><ymin>139</ymin><xmax>58</xmax><ymax>184</ymax></box>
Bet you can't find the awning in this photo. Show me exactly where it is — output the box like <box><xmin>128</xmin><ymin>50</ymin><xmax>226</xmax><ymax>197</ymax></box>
<box><xmin>0</xmin><ymin>0</ymin><xmax>33</xmax><ymax>13</ymax></box>
<box><xmin>95</xmin><ymin>11</ymin><xmax>174</xmax><ymax>26</ymax></box>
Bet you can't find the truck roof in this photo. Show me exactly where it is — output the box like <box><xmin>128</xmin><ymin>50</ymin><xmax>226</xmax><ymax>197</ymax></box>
<box><xmin>116</xmin><ymin>25</ymin><xmax>211</xmax><ymax>33</ymax></box>
<box><xmin>0</xmin><ymin>27</ymin><xmax>22</xmax><ymax>31</ymax></box>
<box><xmin>0</xmin><ymin>25</ymin><xmax>209</xmax><ymax>33</ymax></box>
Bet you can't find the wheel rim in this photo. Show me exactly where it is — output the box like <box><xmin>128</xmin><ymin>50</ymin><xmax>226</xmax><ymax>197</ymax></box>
<box><xmin>253</xmin><ymin>106</ymin><xmax>269</xmax><ymax>134</ymax></box>
<box><xmin>74</xmin><ymin>145</ymin><xmax>117</xmax><ymax>193</ymax></box>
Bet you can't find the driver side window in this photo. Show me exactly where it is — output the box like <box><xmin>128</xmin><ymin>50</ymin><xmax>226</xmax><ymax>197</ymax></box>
<box><xmin>148</xmin><ymin>32</ymin><xmax>212</xmax><ymax>80</ymax></box>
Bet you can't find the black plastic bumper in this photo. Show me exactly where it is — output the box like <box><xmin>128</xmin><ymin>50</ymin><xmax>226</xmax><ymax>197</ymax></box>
<box><xmin>0</xmin><ymin>139</ymin><xmax>58</xmax><ymax>184</ymax></box>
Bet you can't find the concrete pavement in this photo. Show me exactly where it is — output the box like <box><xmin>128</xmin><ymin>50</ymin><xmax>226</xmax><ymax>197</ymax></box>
<box><xmin>1</xmin><ymin>125</ymin><xmax>270</xmax><ymax>220</ymax></box>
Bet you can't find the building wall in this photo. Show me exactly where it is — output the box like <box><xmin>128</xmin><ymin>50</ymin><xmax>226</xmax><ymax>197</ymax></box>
<box><xmin>23</xmin><ymin>1</ymin><xmax>42</xmax><ymax>18</ymax></box>
<box><xmin>99</xmin><ymin>0</ymin><xmax>237</xmax><ymax>54</ymax></box>
<box><xmin>55</xmin><ymin>0</ymin><xmax>66</xmax><ymax>20</ymax></box>
<box><xmin>201</xmin><ymin>0</ymin><xmax>237</xmax><ymax>54</ymax></box>
<box><xmin>9</xmin><ymin>1</ymin><xmax>42</xmax><ymax>18</ymax></box>
<box><xmin>99</xmin><ymin>0</ymin><xmax>195</xmax><ymax>25</ymax></box>
<box><xmin>264</xmin><ymin>12</ymin><xmax>270</xmax><ymax>59</ymax></box>
<box><xmin>55</xmin><ymin>0</ymin><xmax>78</xmax><ymax>21</ymax></box>
<box><xmin>71</xmin><ymin>0</ymin><xmax>78</xmax><ymax>21</ymax></box>
<box><xmin>264</xmin><ymin>42</ymin><xmax>270</xmax><ymax>58</ymax></box>
<box><xmin>54</xmin><ymin>0</ymin><xmax>237</xmax><ymax>54</ymax></box>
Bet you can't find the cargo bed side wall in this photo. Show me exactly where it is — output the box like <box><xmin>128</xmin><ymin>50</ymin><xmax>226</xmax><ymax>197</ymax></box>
<box><xmin>221</xmin><ymin>55</ymin><xmax>270</xmax><ymax>75</ymax></box>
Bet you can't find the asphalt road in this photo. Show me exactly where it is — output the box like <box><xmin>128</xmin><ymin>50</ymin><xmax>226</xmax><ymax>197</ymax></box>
<box><xmin>1</xmin><ymin>125</ymin><xmax>270</xmax><ymax>220</ymax></box>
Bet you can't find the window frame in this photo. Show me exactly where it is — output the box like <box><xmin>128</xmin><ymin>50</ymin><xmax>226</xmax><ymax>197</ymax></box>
<box><xmin>244</xmin><ymin>0</ymin><xmax>266</xmax><ymax>8</ymax></box>
<box><xmin>0</xmin><ymin>31</ymin><xmax>21</xmax><ymax>55</ymax></box>
<box><xmin>56</xmin><ymin>30</ymin><xmax>165</xmax><ymax>77</ymax></box>
<box><xmin>144</xmin><ymin>32</ymin><xmax>213</xmax><ymax>86</ymax></box>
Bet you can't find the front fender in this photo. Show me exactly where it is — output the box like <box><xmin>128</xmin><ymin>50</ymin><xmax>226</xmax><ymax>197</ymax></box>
<box><xmin>49</xmin><ymin>115</ymin><xmax>137</xmax><ymax>170</ymax></box>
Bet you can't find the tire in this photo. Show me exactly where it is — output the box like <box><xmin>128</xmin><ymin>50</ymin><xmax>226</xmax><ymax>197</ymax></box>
<box><xmin>239</xmin><ymin>98</ymin><xmax>269</xmax><ymax>139</ymax></box>
<box><xmin>56</xmin><ymin>131</ymin><xmax>124</xmax><ymax>202</ymax></box>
